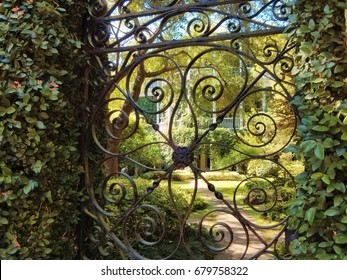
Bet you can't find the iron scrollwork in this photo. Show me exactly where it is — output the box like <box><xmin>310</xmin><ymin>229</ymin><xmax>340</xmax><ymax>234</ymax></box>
<box><xmin>84</xmin><ymin>0</ymin><xmax>297</xmax><ymax>260</ymax></box>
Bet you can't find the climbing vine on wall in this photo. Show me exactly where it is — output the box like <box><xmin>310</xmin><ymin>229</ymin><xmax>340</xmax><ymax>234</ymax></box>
<box><xmin>287</xmin><ymin>0</ymin><xmax>347</xmax><ymax>259</ymax></box>
<box><xmin>0</xmin><ymin>0</ymin><xmax>87</xmax><ymax>259</ymax></box>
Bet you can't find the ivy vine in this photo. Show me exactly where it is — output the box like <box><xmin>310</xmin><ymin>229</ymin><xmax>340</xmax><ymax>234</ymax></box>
<box><xmin>287</xmin><ymin>0</ymin><xmax>347</xmax><ymax>259</ymax></box>
<box><xmin>1</xmin><ymin>0</ymin><xmax>346</xmax><ymax>260</ymax></box>
<box><xmin>0</xmin><ymin>0</ymin><xmax>87</xmax><ymax>259</ymax></box>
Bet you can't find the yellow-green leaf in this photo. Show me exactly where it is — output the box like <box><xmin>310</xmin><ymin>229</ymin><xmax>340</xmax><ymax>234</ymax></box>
<box><xmin>312</xmin><ymin>125</ymin><xmax>329</xmax><ymax>132</ymax></box>
<box><xmin>334</xmin><ymin>234</ymin><xmax>347</xmax><ymax>244</ymax></box>
<box><xmin>0</xmin><ymin>217</ymin><xmax>9</xmax><ymax>224</ymax></box>
<box><xmin>36</xmin><ymin>121</ymin><xmax>46</xmax><ymax>129</ymax></box>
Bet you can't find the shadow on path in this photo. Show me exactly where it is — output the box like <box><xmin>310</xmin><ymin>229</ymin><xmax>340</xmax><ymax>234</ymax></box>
<box><xmin>187</xmin><ymin>180</ymin><xmax>284</xmax><ymax>260</ymax></box>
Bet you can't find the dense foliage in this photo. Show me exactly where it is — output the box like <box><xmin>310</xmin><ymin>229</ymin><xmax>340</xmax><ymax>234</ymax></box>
<box><xmin>0</xmin><ymin>0</ymin><xmax>86</xmax><ymax>259</ymax></box>
<box><xmin>1</xmin><ymin>0</ymin><xmax>346</xmax><ymax>260</ymax></box>
<box><xmin>287</xmin><ymin>0</ymin><xmax>347</xmax><ymax>259</ymax></box>
<box><xmin>83</xmin><ymin>176</ymin><xmax>213</xmax><ymax>260</ymax></box>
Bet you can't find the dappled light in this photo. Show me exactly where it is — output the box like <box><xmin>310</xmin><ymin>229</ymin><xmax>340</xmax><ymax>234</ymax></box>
<box><xmin>84</xmin><ymin>0</ymin><xmax>300</xmax><ymax>260</ymax></box>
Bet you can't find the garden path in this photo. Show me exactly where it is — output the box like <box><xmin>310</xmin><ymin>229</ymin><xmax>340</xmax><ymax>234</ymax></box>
<box><xmin>187</xmin><ymin>180</ymin><xmax>283</xmax><ymax>260</ymax></box>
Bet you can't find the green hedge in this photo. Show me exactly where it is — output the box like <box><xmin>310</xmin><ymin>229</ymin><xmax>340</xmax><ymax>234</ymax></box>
<box><xmin>287</xmin><ymin>0</ymin><xmax>347</xmax><ymax>259</ymax></box>
<box><xmin>0</xmin><ymin>0</ymin><xmax>87</xmax><ymax>259</ymax></box>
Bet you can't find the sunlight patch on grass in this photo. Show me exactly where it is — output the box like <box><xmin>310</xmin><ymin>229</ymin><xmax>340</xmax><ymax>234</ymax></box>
<box><xmin>171</xmin><ymin>179</ymin><xmax>279</xmax><ymax>228</ymax></box>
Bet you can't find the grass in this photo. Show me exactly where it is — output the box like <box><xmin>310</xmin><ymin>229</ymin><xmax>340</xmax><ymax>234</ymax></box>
<box><xmin>171</xmin><ymin>179</ymin><xmax>279</xmax><ymax>227</ymax></box>
<box><xmin>171</xmin><ymin>179</ymin><xmax>285</xmax><ymax>249</ymax></box>
<box><xmin>111</xmin><ymin>176</ymin><xmax>288</xmax><ymax>257</ymax></box>
<box><xmin>109</xmin><ymin>177</ymin><xmax>284</xmax><ymax>227</ymax></box>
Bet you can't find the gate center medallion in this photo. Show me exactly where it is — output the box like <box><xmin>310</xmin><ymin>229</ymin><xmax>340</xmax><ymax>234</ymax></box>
<box><xmin>172</xmin><ymin>147</ymin><xmax>194</xmax><ymax>168</ymax></box>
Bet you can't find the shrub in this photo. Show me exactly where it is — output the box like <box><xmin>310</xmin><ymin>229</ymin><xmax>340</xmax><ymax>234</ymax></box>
<box><xmin>192</xmin><ymin>195</ymin><xmax>209</xmax><ymax>211</ymax></box>
<box><xmin>139</xmin><ymin>171</ymin><xmax>167</xmax><ymax>180</ymax></box>
<box><xmin>244</xmin><ymin>178</ymin><xmax>295</xmax><ymax>222</ymax></box>
<box><xmin>99</xmin><ymin>178</ymin><xmax>212</xmax><ymax>259</ymax></box>
<box><xmin>203</xmin><ymin>171</ymin><xmax>243</xmax><ymax>181</ymax></box>
<box><xmin>247</xmin><ymin>159</ymin><xmax>280</xmax><ymax>177</ymax></box>
<box><xmin>171</xmin><ymin>170</ymin><xmax>195</xmax><ymax>181</ymax></box>
<box><xmin>287</xmin><ymin>1</ymin><xmax>347</xmax><ymax>259</ymax></box>
<box><xmin>0</xmin><ymin>0</ymin><xmax>88</xmax><ymax>259</ymax></box>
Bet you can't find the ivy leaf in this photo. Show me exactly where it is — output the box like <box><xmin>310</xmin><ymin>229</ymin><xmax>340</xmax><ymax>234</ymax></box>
<box><xmin>1</xmin><ymin>165</ymin><xmax>12</xmax><ymax>176</ymax></box>
<box><xmin>298</xmin><ymin>223</ymin><xmax>309</xmax><ymax>233</ymax></box>
<box><xmin>6</xmin><ymin>107</ymin><xmax>16</xmax><ymax>114</ymax></box>
<box><xmin>324</xmin><ymin>208</ymin><xmax>340</xmax><ymax>217</ymax></box>
<box><xmin>0</xmin><ymin>217</ymin><xmax>9</xmax><ymax>225</ymax></box>
<box><xmin>331</xmin><ymin>81</ymin><xmax>344</xmax><ymax>88</ymax></box>
<box><xmin>322</xmin><ymin>174</ymin><xmax>330</xmax><ymax>184</ymax></box>
<box><xmin>333</xmin><ymin>245</ymin><xmax>344</xmax><ymax>256</ymax></box>
<box><xmin>323</xmin><ymin>138</ymin><xmax>335</xmax><ymax>148</ymax></box>
<box><xmin>314</xmin><ymin>143</ymin><xmax>325</xmax><ymax>160</ymax></box>
<box><xmin>312</xmin><ymin>159</ymin><xmax>322</xmax><ymax>171</ymax></box>
<box><xmin>305</xmin><ymin>207</ymin><xmax>316</xmax><ymax>226</ymax></box>
<box><xmin>36</xmin><ymin>121</ymin><xmax>46</xmax><ymax>129</ymax></box>
<box><xmin>334</xmin><ymin>234</ymin><xmax>347</xmax><ymax>244</ymax></box>
<box><xmin>311</xmin><ymin>172</ymin><xmax>323</xmax><ymax>180</ymax></box>
<box><xmin>44</xmin><ymin>248</ymin><xmax>52</xmax><ymax>255</ymax></box>
<box><xmin>32</xmin><ymin>160</ymin><xmax>42</xmax><ymax>174</ymax></box>
<box><xmin>308</xmin><ymin>19</ymin><xmax>316</xmax><ymax>30</ymax></box>
<box><xmin>290</xmin><ymin>199</ymin><xmax>304</xmax><ymax>207</ymax></box>
<box><xmin>334</xmin><ymin>195</ymin><xmax>344</xmax><ymax>207</ymax></box>
<box><xmin>318</xmin><ymin>241</ymin><xmax>333</xmax><ymax>248</ymax></box>
<box><xmin>312</xmin><ymin>125</ymin><xmax>329</xmax><ymax>132</ymax></box>
<box><xmin>334</xmin><ymin>64</ymin><xmax>345</xmax><ymax>74</ymax></box>
<box><xmin>0</xmin><ymin>106</ymin><xmax>7</xmax><ymax>116</ymax></box>
<box><xmin>327</xmin><ymin>167</ymin><xmax>336</xmax><ymax>179</ymax></box>
<box><xmin>336</xmin><ymin>146</ymin><xmax>346</xmax><ymax>156</ymax></box>
<box><xmin>337</xmin><ymin>2</ymin><xmax>347</xmax><ymax>9</ymax></box>
<box><xmin>47</xmin><ymin>218</ymin><xmax>54</xmax><ymax>224</ymax></box>
<box><xmin>323</xmin><ymin>4</ymin><xmax>330</xmax><ymax>14</ymax></box>
<box><xmin>23</xmin><ymin>180</ymin><xmax>36</xmax><ymax>194</ymax></box>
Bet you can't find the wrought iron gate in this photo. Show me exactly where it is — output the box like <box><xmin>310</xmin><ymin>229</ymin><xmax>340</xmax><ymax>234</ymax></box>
<box><xmin>83</xmin><ymin>0</ymin><xmax>298</xmax><ymax>259</ymax></box>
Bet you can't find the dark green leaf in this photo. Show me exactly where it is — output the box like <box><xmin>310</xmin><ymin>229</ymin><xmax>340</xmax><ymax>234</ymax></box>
<box><xmin>314</xmin><ymin>144</ymin><xmax>325</xmax><ymax>160</ymax></box>
<box><xmin>334</xmin><ymin>64</ymin><xmax>345</xmax><ymax>74</ymax></box>
<box><xmin>334</xmin><ymin>195</ymin><xmax>344</xmax><ymax>207</ymax></box>
<box><xmin>331</xmin><ymin>81</ymin><xmax>344</xmax><ymax>88</ymax></box>
<box><xmin>333</xmin><ymin>245</ymin><xmax>344</xmax><ymax>256</ymax></box>
<box><xmin>323</xmin><ymin>138</ymin><xmax>334</xmax><ymax>148</ymax></box>
<box><xmin>312</xmin><ymin>159</ymin><xmax>322</xmax><ymax>171</ymax></box>
<box><xmin>324</xmin><ymin>208</ymin><xmax>340</xmax><ymax>217</ymax></box>
<box><xmin>305</xmin><ymin>207</ymin><xmax>316</xmax><ymax>226</ymax></box>
<box><xmin>337</xmin><ymin>2</ymin><xmax>347</xmax><ymax>9</ymax></box>
<box><xmin>308</xmin><ymin>19</ymin><xmax>316</xmax><ymax>30</ymax></box>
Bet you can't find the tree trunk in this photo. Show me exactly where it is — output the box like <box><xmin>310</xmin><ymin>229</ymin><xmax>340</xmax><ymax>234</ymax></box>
<box><xmin>105</xmin><ymin>54</ymin><xmax>178</xmax><ymax>175</ymax></box>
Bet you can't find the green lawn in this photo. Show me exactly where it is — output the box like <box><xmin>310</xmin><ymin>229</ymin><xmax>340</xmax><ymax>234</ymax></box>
<box><xmin>171</xmin><ymin>179</ymin><xmax>279</xmax><ymax>226</ymax></box>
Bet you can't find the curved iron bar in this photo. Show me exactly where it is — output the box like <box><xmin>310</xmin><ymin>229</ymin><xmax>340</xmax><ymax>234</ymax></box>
<box><xmin>87</xmin><ymin>0</ymin><xmax>293</xmax><ymax>55</ymax></box>
<box><xmin>84</xmin><ymin>0</ymin><xmax>297</xmax><ymax>259</ymax></box>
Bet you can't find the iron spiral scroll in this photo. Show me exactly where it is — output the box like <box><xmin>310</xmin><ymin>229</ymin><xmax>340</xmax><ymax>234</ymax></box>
<box><xmin>84</xmin><ymin>0</ymin><xmax>298</xmax><ymax>259</ymax></box>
